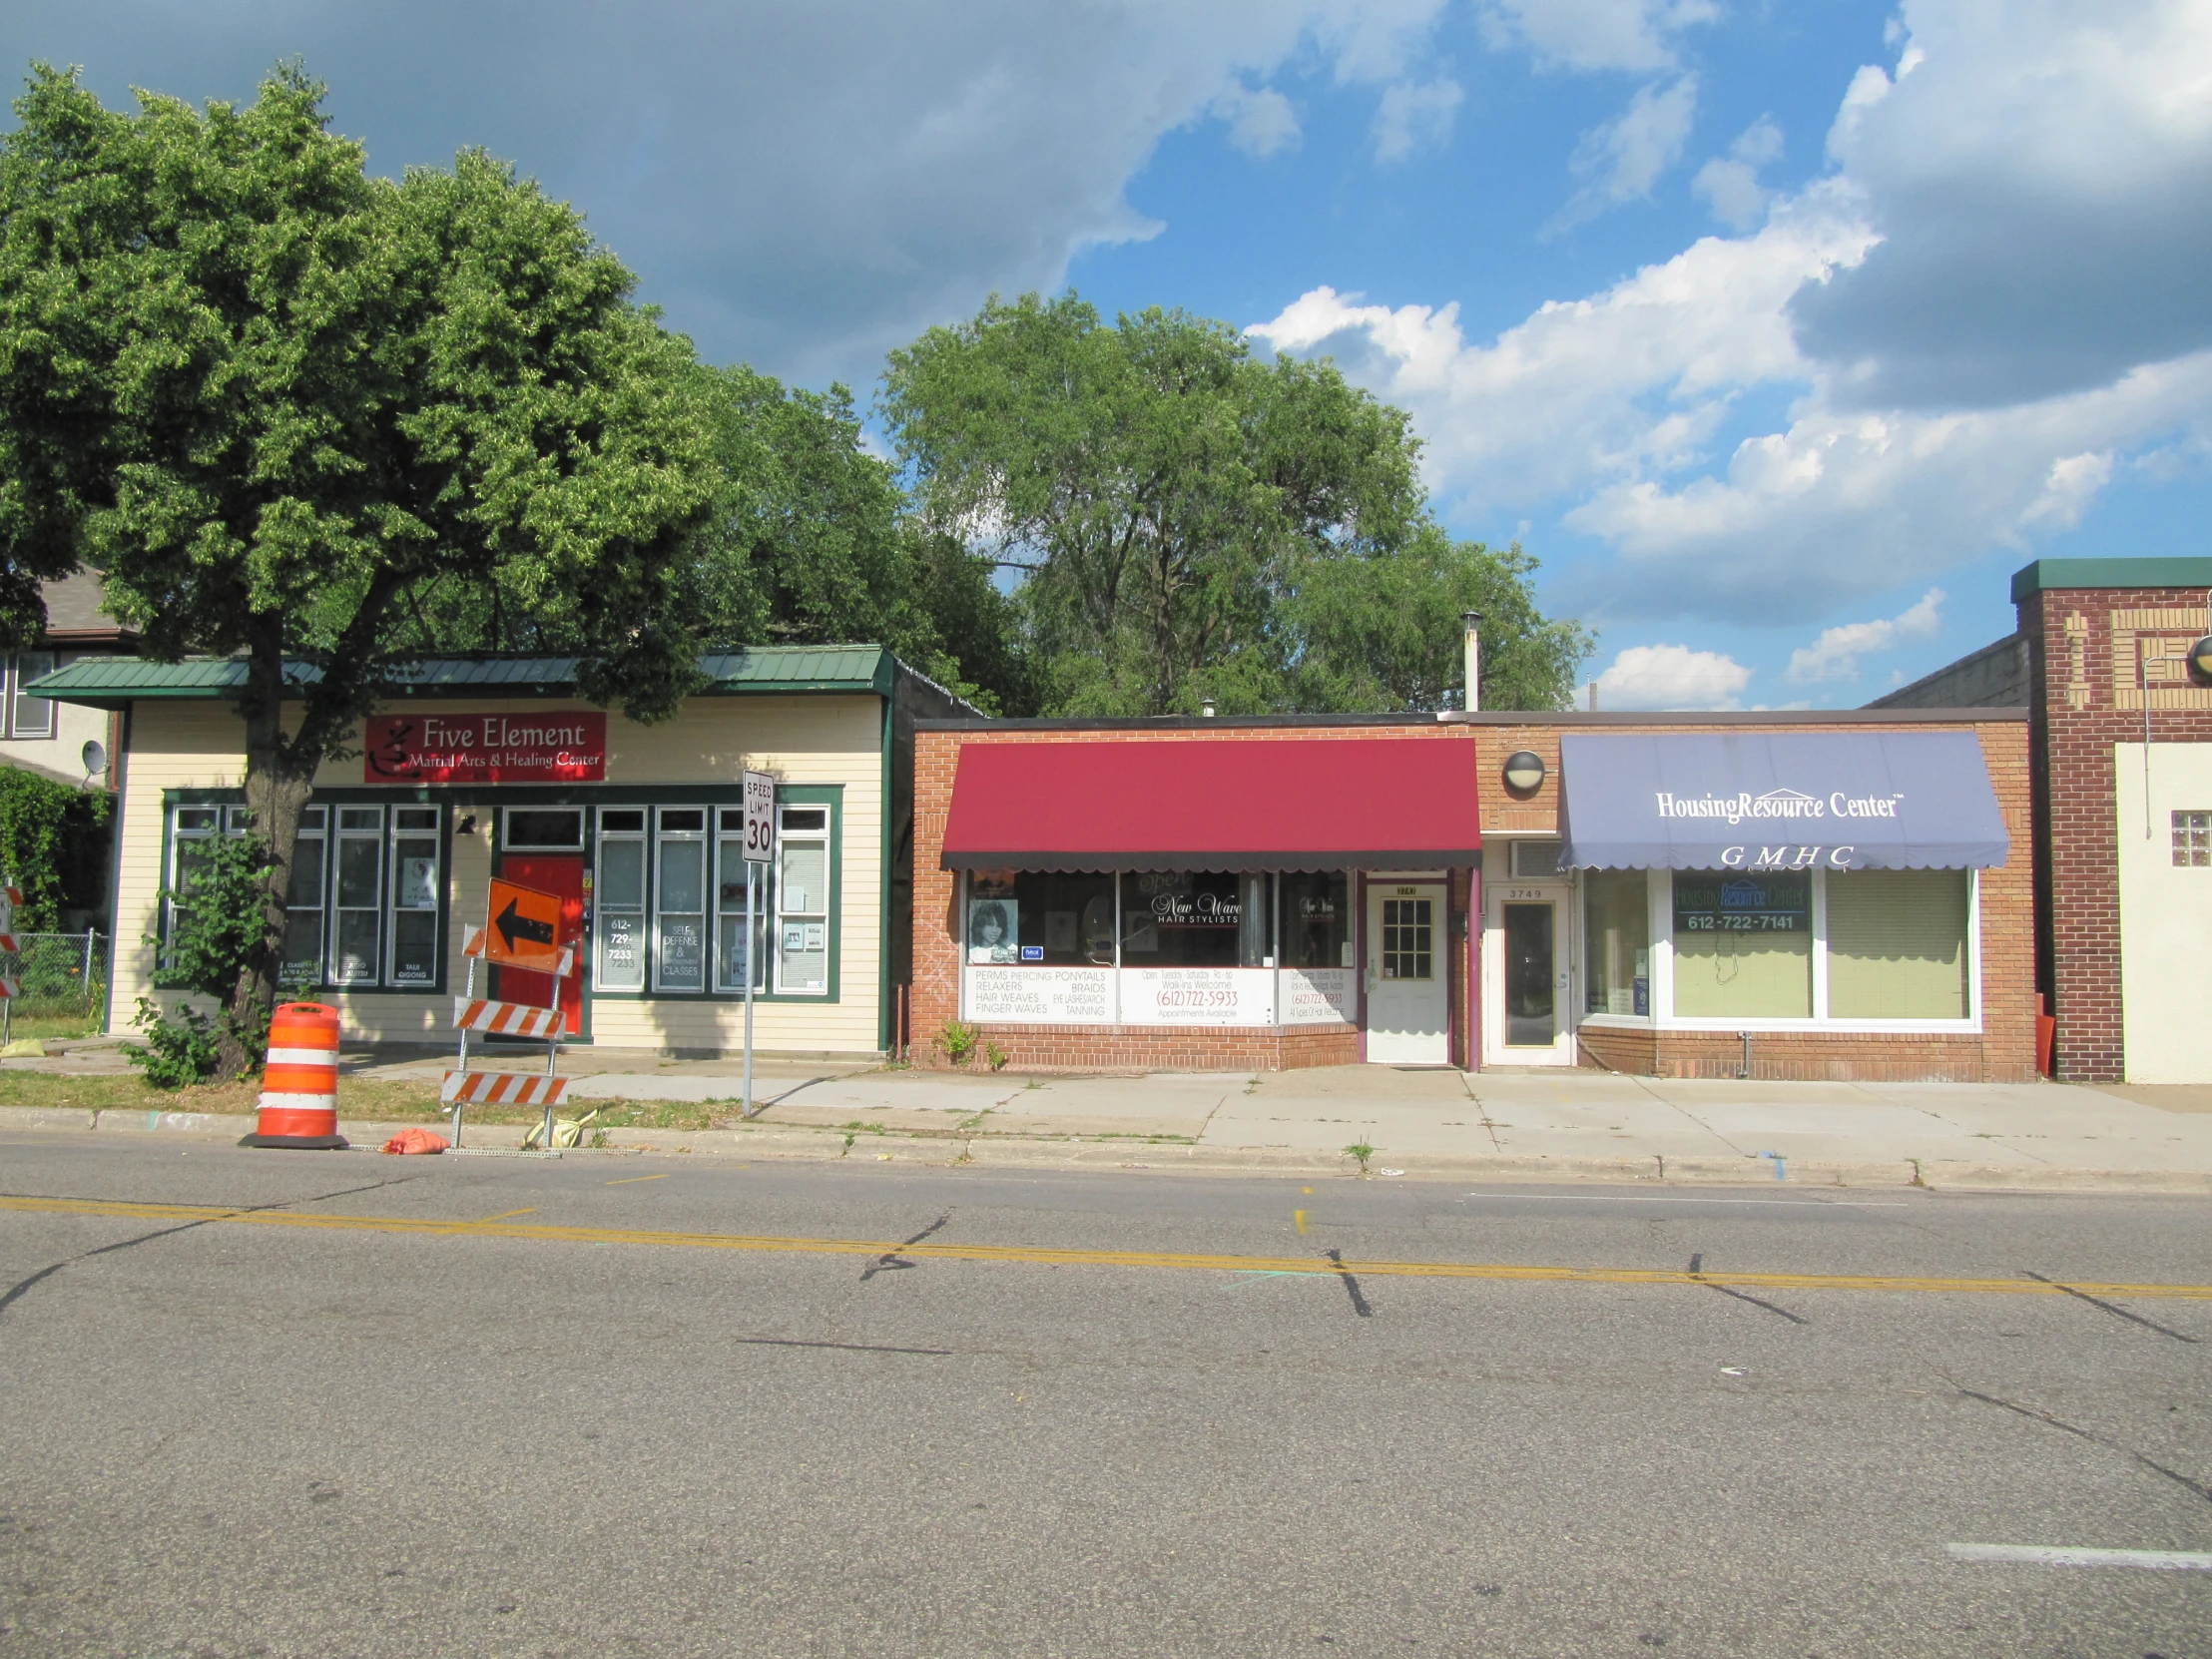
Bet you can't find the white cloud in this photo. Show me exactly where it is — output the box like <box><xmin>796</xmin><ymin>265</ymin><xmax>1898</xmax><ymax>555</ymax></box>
<box><xmin>1692</xmin><ymin>116</ymin><xmax>1783</xmax><ymax>230</ymax></box>
<box><xmin>1475</xmin><ymin>0</ymin><xmax>1720</xmax><ymax>73</ymax></box>
<box><xmin>1595</xmin><ymin>644</ymin><xmax>1752</xmax><ymax>709</ymax></box>
<box><xmin>1252</xmin><ymin>3</ymin><xmax>2212</xmax><ymax>622</ymax></box>
<box><xmin>1785</xmin><ymin>588</ymin><xmax>1943</xmax><ymax>685</ymax></box>
<box><xmin>1373</xmin><ymin>77</ymin><xmax>1465</xmax><ymax>163</ymax></box>
<box><xmin>1550</xmin><ymin>74</ymin><xmax>1698</xmax><ymax>231</ymax></box>
<box><xmin>1793</xmin><ymin>0</ymin><xmax>2212</xmax><ymax>406</ymax></box>
<box><xmin>1215</xmin><ymin>84</ymin><xmax>1302</xmax><ymax>158</ymax></box>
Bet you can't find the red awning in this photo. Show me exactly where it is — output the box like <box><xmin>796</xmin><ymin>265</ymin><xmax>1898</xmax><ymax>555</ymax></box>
<box><xmin>940</xmin><ymin>737</ymin><xmax>1479</xmax><ymax>872</ymax></box>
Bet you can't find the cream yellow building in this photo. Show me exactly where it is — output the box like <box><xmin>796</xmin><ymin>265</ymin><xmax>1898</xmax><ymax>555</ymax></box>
<box><xmin>38</xmin><ymin>648</ymin><xmax>970</xmax><ymax>1057</ymax></box>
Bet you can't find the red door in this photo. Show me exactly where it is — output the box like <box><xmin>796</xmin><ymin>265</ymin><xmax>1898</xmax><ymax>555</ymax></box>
<box><xmin>495</xmin><ymin>854</ymin><xmax>585</xmax><ymax>1035</ymax></box>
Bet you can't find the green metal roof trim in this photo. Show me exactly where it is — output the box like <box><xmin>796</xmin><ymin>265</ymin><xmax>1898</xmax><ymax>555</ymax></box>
<box><xmin>2011</xmin><ymin>558</ymin><xmax>2212</xmax><ymax>602</ymax></box>
<box><xmin>26</xmin><ymin>646</ymin><xmax>896</xmax><ymax>707</ymax></box>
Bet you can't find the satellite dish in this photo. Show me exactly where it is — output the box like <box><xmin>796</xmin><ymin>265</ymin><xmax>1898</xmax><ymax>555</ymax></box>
<box><xmin>81</xmin><ymin>739</ymin><xmax>107</xmax><ymax>779</ymax></box>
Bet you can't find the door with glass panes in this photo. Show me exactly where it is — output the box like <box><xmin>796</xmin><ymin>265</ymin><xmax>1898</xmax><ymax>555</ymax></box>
<box><xmin>1481</xmin><ymin>840</ymin><xmax>1575</xmax><ymax>1066</ymax></box>
<box><xmin>497</xmin><ymin>808</ymin><xmax>586</xmax><ymax>1034</ymax></box>
<box><xmin>1365</xmin><ymin>881</ymin><xmax>1448</xmax><ymax>1064</ymax></box>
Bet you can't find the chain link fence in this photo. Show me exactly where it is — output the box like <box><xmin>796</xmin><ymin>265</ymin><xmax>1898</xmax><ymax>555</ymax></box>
<box><xmin>6</xmin><ymin>931</ymin><xmax>110</xmax><ymax>1024</ymax></box>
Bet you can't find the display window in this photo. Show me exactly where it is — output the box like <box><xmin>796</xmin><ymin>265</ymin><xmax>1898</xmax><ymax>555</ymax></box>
<box><xmin>1122</xmin><ymin>871</ymin><xmax>1269</xmax><ymax>967</ymax></box>
<box><xmin>1570</xmin><ymin>867</ymin><xmax>1977</xmax><ymax>1028</ymax></box>
<box><xmin>967</xmin><ymin>870</ymin><xmax>1113</xmax><ymax>966</ymax></box>
<box><xmin>1280</xmin><ymin>872</ymin><xmax>1352</xmax><ymax>969</ymax></box>
<box><xmin>168</xmin><ymin>799</ymin><xmax>446</xmax><ymax>993</ymax></box>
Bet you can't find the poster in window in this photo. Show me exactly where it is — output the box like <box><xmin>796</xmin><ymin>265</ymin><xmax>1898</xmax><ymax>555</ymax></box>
<box><xmin>399</xmin><ymin>856</ymin><xmax>437</xmax><ymax>908</ymax></box>
<box><xmin>967</xmin><ymin>898</ymin><xmax>1018</xmax><ymax>963</ymax></box>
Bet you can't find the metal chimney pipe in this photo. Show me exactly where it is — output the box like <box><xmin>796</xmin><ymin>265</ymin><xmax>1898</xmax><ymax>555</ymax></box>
<box><xmin>1200</xmin><ymin>697</ymin><xmax>1217</xmax><ymax>718</ymax></box>
<box><xmin>1462</xmin><ymin>613</ymin><xmax>1483</xmax><ymax>713</ymax></box>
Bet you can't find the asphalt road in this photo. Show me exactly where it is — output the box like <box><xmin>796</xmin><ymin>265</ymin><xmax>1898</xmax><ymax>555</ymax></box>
<box><xmin>1</xmin><ymin>1135</ymin><xmax>2207</xmax><ymax>1658</ymax></box>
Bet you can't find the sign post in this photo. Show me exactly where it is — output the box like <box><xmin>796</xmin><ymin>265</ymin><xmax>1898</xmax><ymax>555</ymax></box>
<box><xmin>742</xmin><ymin>770</ymin><xmax>775</xmax><ymax>1117</ymax></box>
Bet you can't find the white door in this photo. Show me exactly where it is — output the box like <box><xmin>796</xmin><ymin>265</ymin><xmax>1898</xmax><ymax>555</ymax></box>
<box><xmin>1366</xmin><ymin>882</ymin><xmax>1449</xmax><ymax>1064</ymax></box>
<box><xmin>1481</xmin><ymin>882</ymin><xmax>1575</xmax><ymax>1066</ymax></box>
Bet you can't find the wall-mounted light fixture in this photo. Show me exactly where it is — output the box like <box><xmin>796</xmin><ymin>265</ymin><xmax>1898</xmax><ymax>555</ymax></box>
<box><xmin>1502</xmin><ymin>750</ymin><xmax>1546</xmax><ymax>793</ymax></box>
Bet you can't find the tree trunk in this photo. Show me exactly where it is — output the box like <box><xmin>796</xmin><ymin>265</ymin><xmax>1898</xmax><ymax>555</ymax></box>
<box><xmin>218</xmin><ymin>621</ymin><xmax>313</xmax><ymax>1083</ymax></box>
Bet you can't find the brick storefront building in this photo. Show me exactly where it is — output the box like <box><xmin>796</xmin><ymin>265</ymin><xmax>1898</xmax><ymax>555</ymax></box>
<box><xmin>913</xmin><ymin>707</ymin><xmax>2032</xmax><ymax>1080</ymax></box>
<box><xmin>1878</xmin><ymin>557</ymin><xmax>2212</xmax><ymax>1082</ymax></box>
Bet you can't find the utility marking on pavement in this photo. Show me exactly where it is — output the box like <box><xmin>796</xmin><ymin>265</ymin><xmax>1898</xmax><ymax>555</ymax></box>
<box><xmin>6</xmin><ymin>1195</ymin><xmax>2212</xmax><ymax>1300</ymax></box>
<box><xmin>1945</xmin><ymin>1544</ymin><xmax>2212</xmax><ymax>1570</ymax></box>
<box><xmin>606</xmin><ymin>1175</ymin><xmax>669</xmax><ymax>1186</ymax></box>
<box><xmin>1294</xmin><ymin>1209</ymin><xmax>1310</xmax><ymax>1236</ymax></box>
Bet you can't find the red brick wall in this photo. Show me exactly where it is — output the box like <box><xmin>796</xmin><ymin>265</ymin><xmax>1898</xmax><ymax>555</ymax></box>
<box><xmin>912</xmin><ymin>716</ymin><xmax>2033</xmax><ymax>1080</ymax></box>
<box><xmin>911</xmin><ymin>722</ymin><xmax>1473</xmax><ymax>1071</ymax></box>
<box><xmin>1472</xmin><ymin>716</ymin><xmax>2033</xmax><ymax>1082</ymax></box>
<box><xmin>2020</xmin><ymin>586</ymin><xmax>2212</xmax><ymax>1081</ymax></box>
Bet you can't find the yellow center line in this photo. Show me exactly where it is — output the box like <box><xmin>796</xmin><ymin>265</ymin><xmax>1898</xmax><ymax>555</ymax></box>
<box><xmin>606</xmin><ymin>1174</ymin><xmax>669</xmax><ymax>1186</ymax></box>
<box><xmin>476</xmin><ymin>1208</ymin><xmax>539</xmax><ymax>1222</ymax></box>
<box><xmin>3</xmin><ymin>1194</ymin><xmax>2208</xmax><ymax>1300</ymax></box>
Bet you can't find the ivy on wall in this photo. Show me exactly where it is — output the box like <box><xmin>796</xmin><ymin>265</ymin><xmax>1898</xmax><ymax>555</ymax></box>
<box><xmin>0</xmin><ymin>767</ymin><xmax>111</xmax><ymax>930</ymax></box>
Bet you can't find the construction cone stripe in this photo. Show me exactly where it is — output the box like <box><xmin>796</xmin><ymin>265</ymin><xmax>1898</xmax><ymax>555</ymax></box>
<box><xmin>243</xmin><ymin>1002</ymin><xmax>347</xmax><ymax>1150</ymax></box>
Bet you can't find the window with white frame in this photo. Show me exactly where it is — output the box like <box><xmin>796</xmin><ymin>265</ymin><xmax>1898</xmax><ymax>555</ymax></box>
<box><xmin>715</xmin><ymin>809</ymin><xmax>770</xmax><ymax>993</ymax></box>
<box><xmin>6</xmin><ymin>653</ymin><xmax>56</xmax><ymax>738</ymax></box>
<box><xmin>587</xmin><ymin>795</ymin><xmax>836</xmax><ymax>997</ymax></box>
<box><xmin>653</xmin><ymin>807</ymin><xmax>709</xmax><ymax>993</ymax></box>
<box><xmin>170</xmin><ymin>799</ymin><xmax>444</xmax><ymax>991</ymax></box>
<box><xmin>595</xmin><ymin>808</ymin><xmax>647</xmax><ymax>990</ymax></box>
<box><xmin>280</xmin><ymin>808</ymin><xmax>326</xmax><ymax>987</ymax></box>
<box><xmin>775</xmin><ymin>806</ymin><xmax>830</xmax><ymax>993</ymax></box>
<box><xmin>1591</xmin><ymin>865</ymin><xmax>1975</xmax><ymax>1024</ymax></box>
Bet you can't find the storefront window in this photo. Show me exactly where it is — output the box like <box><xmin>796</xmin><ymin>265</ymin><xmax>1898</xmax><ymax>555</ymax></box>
<box><xmin>1122</xmin><ymin>871</ymin><xmax>1270</xmax><ymax>967</ymax></box>
<box><xmin>714</xmin><ymin>810</ymin><xmax>770</xmax><ymax>994</ymax></box>
<box><xmin>1583</xmin><ymin>869</ymin><xmax>1649</xmax><ymax>1017</ymax></box>
<box><xmin>331</xmin><ymin>807</ymin><xmax>384</xmax><ymax>985</ymax></box>
<box><xmin>967</xmin><ymin>870</ymin><xmax>1114</xmax><ymax>966</ymax></box>
<box><xmin>1826</xmin><ymin>869</ymin><xmax>1969</xmax><ymax>1019</ymax></box>
<box><xmin>1670</xmin><ymin>870</ymin><xmax>1812</xmax><ymax>1018</ymax></box>
<box><xmin>385</xmin><ymin>808</ymin><xmax>440</xmax><ymax>985</ymax></box>
<box><xmin>653</xmin><ymin>808</ymin><xmax>708</xmax><ymax>993</ymax></box>
<box><xmin>597</xmin><ymin>810</ymin><xmax>647</xmax><ymax>991</ymax></box>
<box><xmin>776</xmin><ymin>806</ymin><xmax>831</xmax><ymax>994</ymax></box>
<box><xmin>1280</xmin><ymin>872</ymin><xmax>1350</xmax><ymax>969</ymax></box>
<box><xmin>281</xmin><ymin>808</ymin><xmax>325</xmax><ymax>987</ymax></box>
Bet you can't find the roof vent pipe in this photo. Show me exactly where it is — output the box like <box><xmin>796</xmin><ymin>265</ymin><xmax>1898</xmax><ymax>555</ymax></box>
<box><xmin>1462</xmin><ymin>612</ymin><xmax>1483</xmax><ymax>713</ymax></box>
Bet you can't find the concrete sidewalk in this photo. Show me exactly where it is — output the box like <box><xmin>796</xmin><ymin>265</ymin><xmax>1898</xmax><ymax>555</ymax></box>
<box><xmin>12</xmin><ymin>1038</ymin><xmax>2212</xmax><ymax>1191</ymax></box>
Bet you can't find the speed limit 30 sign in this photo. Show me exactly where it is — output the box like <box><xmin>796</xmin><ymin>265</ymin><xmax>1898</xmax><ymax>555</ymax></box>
<box><xmin>742</xmin><ymin>770</ymin><xmax>776</xmax><ymax>862</ymax></box>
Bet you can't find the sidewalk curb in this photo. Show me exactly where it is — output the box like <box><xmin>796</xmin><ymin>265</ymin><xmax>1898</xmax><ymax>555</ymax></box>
<box><xmin>7</xmin><ymin>1103</ymin><xmax>2212</xmax><ymax>1194</ymax></box>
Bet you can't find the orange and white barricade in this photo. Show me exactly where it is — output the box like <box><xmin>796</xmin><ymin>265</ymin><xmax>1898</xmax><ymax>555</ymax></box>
<box><xmin>243</xmin><ymin>1002</ymin><xmax>348</xmax><ymax>1149</ymax></box>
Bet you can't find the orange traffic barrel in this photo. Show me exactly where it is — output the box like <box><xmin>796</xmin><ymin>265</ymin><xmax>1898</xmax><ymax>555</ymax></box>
<box><xmin>241</xmin><ymin>1002</ymin><xmax>348</xmax><ymax>1149</ymax></box>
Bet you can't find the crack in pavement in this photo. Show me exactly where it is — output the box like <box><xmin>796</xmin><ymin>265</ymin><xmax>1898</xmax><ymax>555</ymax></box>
<box><xmin>1689</xmin><ymin>1252</ymin><xmax>1809</xmax><ymax>1326</ymax></box>
<box><xmin>1323</xmin><ymin>1248</ymin><xmax>1374</xmax><ymax>1318</ymax></box>
<box><xmin>0</xmin><ymin>1175</ymin><xmax>425</xmax><ymax>1323</ymax></box>
<box><xmin>2019</xmin><ymin>1270</ymin><xmax>2200</xmax><ymax>1344</ymax></box>
<box><xmin>859</xmin><ymin>1212</ymin><xmax>952</xmax><ymax>1282</ymax></box>
<box><xmin>1949</xmin><ymin>1381</ymin><xmax>2212</xmax><ymax>1507</ymax></box>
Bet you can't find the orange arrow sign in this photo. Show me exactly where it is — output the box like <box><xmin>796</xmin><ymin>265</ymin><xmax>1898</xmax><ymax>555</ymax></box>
<box><xmin>482</xmin><ymin>878</ymin><xmax>569</xmax><ymax>975</ymax></box>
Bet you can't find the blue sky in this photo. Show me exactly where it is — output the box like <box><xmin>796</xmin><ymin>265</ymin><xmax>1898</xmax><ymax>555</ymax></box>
<box><xmin>6</xmin><ymin>1</ymin><xmax>2209</xmax><ymax>708</ymax></box>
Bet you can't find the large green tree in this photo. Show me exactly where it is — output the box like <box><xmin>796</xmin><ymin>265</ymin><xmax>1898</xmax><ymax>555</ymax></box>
<box><xmin>0</xmin><ymin>65</ymin><xmax>722</xmax><ymax>1072</ymax></box>
<box><xmin>879</xmin><ymin>290</ymin><xmax>1588</xmax><ymax>716</ymax></box>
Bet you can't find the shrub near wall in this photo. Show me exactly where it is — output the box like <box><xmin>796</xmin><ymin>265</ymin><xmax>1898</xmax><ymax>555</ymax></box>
<box><xmin>0</xmin><ymin>766</ymin><xmax>110</xmax><ymax>929</ymax></box>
